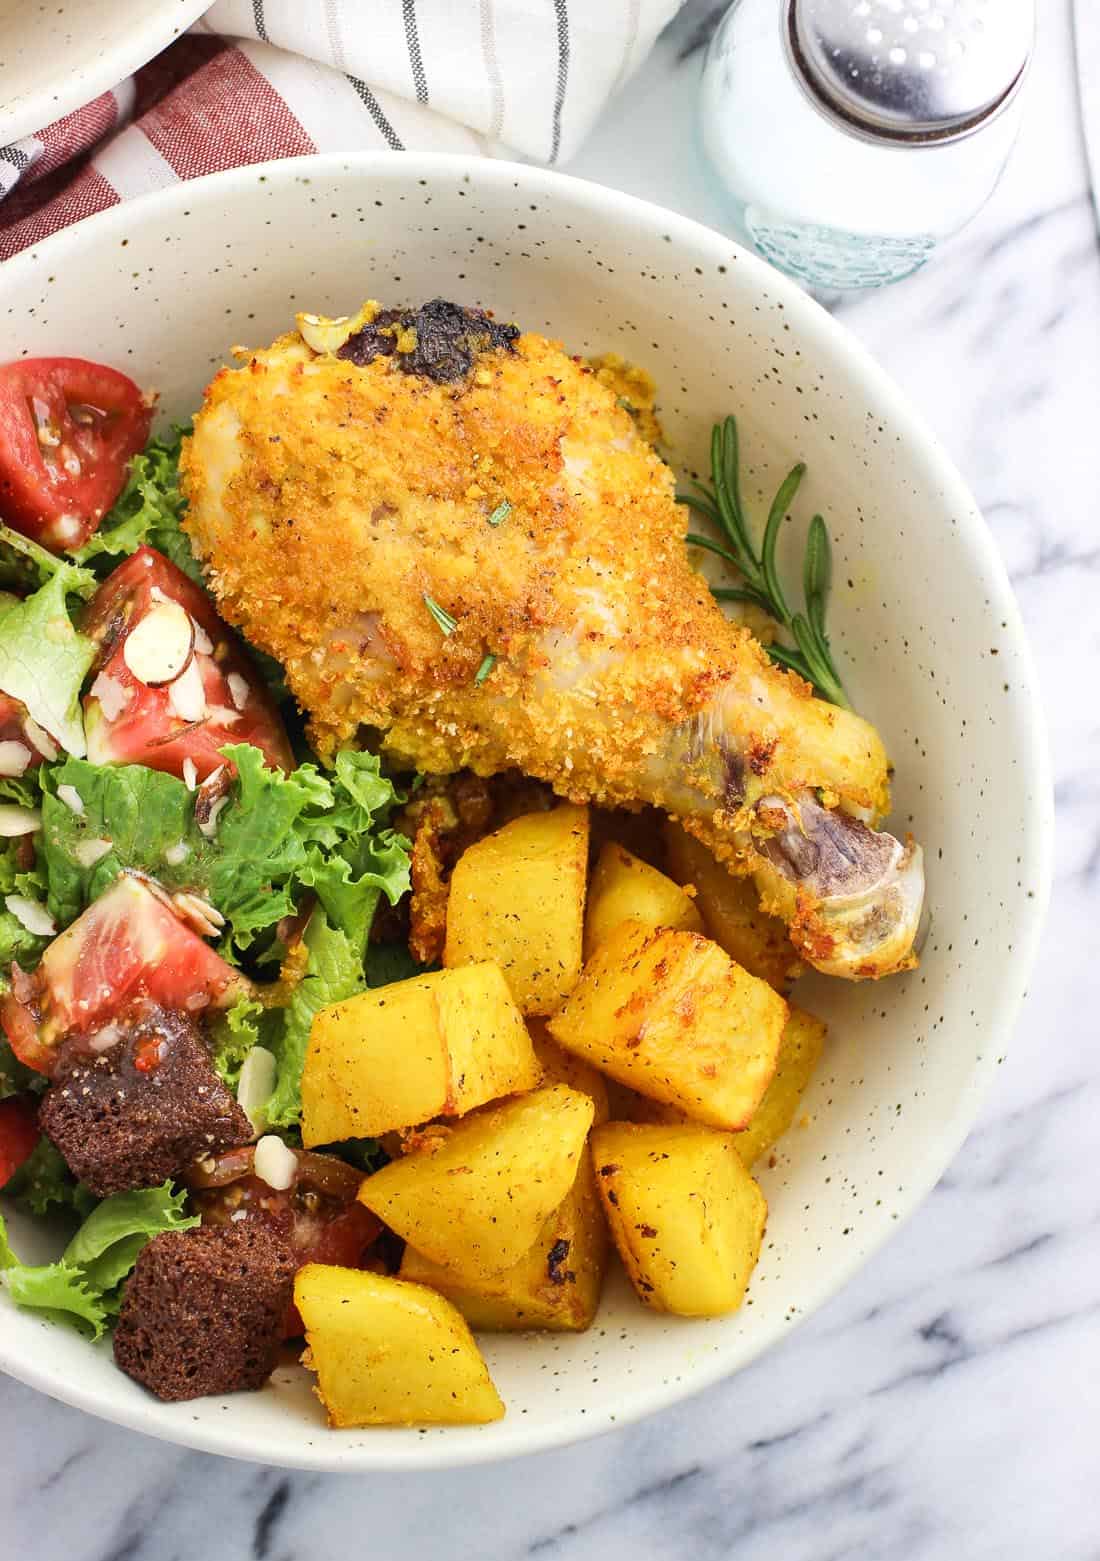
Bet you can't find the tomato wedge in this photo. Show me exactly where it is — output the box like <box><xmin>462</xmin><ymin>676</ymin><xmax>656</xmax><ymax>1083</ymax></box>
<box><xmin>185</xmin><ymin>1146</ymin><xmax>381</xmax><ymax>1336</ymax></box>
<box><xmin>0</xmin><ymin>358</ymin><xmax>152</xmax><ymax>551</ymax></box>
<box><xmin>83</xmin><ymin>547</ymin><xmax>293</xmax><ymax>782</ymax></box>
<box><xmin>0</xmin><ymin>1095</ymin><xmax>41</xmax><ymax>1186</ymax></box>
<box><xmin>1</xmin><ymin>875</ymin><xmax>248</xmax><ymax>1072</ymax></box>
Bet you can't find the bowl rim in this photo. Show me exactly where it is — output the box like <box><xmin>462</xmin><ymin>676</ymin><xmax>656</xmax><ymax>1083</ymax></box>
<box><xmin>0</xmin><ymin>150</ymin><xmax>1054</xmax><ymax>1471</ymax></box>
<box><xmin>0</xmin><ymin>0</ymin><xmax>213</xmax><ymax>148</ymax></box>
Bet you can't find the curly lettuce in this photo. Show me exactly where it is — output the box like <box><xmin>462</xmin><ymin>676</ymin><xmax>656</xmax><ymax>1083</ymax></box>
<box><xmin>38</xmin><ymin>744</ymin><xmax>410</xmax><ymax>955</ymax></box>
<box><xmin>0</xmin><ymin>526</ymin><xmax>97</xmax><ymax>758</ymax></box>
<box><xmin>0</xmin><ymin>1182</ymin><xmax>198</xmax><ymax>1338</ymax></box>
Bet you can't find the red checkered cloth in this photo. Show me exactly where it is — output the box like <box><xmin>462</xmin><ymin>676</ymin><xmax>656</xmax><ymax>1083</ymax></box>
<box><xmin>0</xmin><ymin>2</ymin><xmax>681</xmax><ymax>261</ymax></box>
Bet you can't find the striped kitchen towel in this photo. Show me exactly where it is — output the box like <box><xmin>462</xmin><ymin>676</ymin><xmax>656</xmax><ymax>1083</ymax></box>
<box><xmin>0</xmin><ymin>0</ymin><xmax>682</xmax><ymax>261</ymax></box>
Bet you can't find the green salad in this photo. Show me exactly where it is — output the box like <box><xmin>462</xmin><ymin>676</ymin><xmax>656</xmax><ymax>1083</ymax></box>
<box><xmin>0</xmin><ymin>429</ymin><xmax>415</xmax><ymax>1334</ymax></box>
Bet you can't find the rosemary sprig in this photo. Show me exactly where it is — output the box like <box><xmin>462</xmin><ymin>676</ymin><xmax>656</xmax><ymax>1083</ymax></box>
<box><xmin>679</xmin><ymin>415</ymin><xmax>850</xmax><ymax>709</ymax></box>
<box><xmin>423</xmin><ymin>594</ymin><xmax>457</xmax><ymax>636</ymax></box>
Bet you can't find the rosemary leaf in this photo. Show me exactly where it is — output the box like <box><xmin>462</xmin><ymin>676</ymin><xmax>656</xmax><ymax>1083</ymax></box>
<box><xmin>423</xmin><ymin>595</ymin><xmax>458</xmax><ymax>636</ymax></box>
<box><xmin>474</xmin><ymin>653</ymin><xmax>497</xmax><ymax>685</ymax></box>
<box><xmin>487</xmin><ymin>501</ymin><xmax>512</xmax><ymax>527</ymax></box>
<box><xmin>678</xmin><ymin>415</ymin><xmax>851</xmax><ymax>708</ymax></box>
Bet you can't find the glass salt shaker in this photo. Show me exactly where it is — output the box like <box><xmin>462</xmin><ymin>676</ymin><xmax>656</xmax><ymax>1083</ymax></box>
<box><xmin>699</xmin><ymin>0</ymin><xmax>1035</xmax><ymax>290</ymax></box>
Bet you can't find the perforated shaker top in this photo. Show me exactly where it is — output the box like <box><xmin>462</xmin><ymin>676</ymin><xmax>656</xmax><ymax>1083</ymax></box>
<box><xmin>789</xmin><ymin>0</ymin><xmax>1035</xmax><ymax>140</ymax></box>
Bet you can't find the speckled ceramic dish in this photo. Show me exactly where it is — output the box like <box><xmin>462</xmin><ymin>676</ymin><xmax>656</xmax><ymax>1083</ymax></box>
<box><xmin>0</xmin><ymin>154</ymin><xmax>1052</xmax><ymax>1470</ymax></box>
<box><xmin>0</xmin><ymin>0</ymin><xmax>210</xmax><ymax>147</ymax></box>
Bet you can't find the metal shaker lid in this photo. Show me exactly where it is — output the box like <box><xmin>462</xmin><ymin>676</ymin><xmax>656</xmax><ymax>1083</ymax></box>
<box><xmin>788</xmin><ymin>0</ymin><xmax>1035</xmax><ymax>142</ymax></box>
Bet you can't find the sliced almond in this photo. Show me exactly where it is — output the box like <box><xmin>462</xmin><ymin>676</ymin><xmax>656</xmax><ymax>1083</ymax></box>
<box><xmin>5</xmin><ymin>895</ymin><xmax>55</xmax><ymax>937</ymax></box>
<box><xmin>196</xmin><ymin>795</ymin><xmax>229</xmax><ymax>841</ymax></box>
<box><xmin>22</xmin><ymin>717</ymin><xmax>58</xmax><ymax>761</ymax></box>
<box><xmin>123</xmin><ymin>600</ymin><xmax>195</xmax><ymax>687</ymax></box>
<box><xmin>73</xmin><ymin>837</ymin><xmax>113</xmax><ymax>868</ymax></box>
<box><xmin>0</xmin><ymin>741</ymin><xmax>32</xmax><ymax>778</ymax></box>
<box><xmin>227</xmin><ymin>673</ymin><xmax>250</xmax><ymax>712</ymax></box>
<box><xmin>237</xmin><ymin>1045</ymin><xmax>277</xmax><ymax>1136</ymax></box>
<box><xmin>57</xmin><ymin>784</ymin><xmax>84</xmax><ymax>815</ymax></box>
<box><xmin>168</xmin><ymin>657</ymin><xmax>207</xmax><ymax>724</ymax></box>
<box><xmin>172</xmin><ymin>891</ymin><xmax>225</xmax><ymax>939</ymax></box>
<box><xmin>253</xmin><ymin>1133</ymin><xmax>298</xmax><ymax>1191</ymax></box>
<box><xmin>89</xmin><ymin>672</ymin><xmax>131</xmax><ymax>723</ymax></box>
<box><xmin>0</xmin><ymin>805</ymin><xmax>41</xmax><ymax>837</ymax></box>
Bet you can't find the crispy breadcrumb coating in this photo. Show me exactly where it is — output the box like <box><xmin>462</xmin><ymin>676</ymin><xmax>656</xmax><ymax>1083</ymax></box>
<box><xmin>181</xmin><ymin>305</ymin><xmax>921</xmax><ymax>978</ymax></box>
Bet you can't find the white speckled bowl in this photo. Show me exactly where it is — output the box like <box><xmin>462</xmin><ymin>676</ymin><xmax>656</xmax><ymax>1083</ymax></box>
<box><xmin>0</xmin><ymin>154</ymin><xmax>1051</xmax><ymax>1470</ymax></box>
<box><xmin>0</xmin><ymin>0</ymin><xmax>211</xmax><ymax>147</ymax></box>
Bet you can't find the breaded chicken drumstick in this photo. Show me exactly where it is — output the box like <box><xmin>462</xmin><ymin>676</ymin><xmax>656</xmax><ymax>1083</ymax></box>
<box><xmin>182</xmin><ymin>300</ymin><xmax>924</xmax><ymax>979</ymax></box>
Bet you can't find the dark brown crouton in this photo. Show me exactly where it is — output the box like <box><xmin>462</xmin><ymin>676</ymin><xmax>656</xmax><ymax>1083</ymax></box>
<box><xmin>38</xmin><ymin>1002</ymin><xmax>252</xmax><ymax>1197</ymax></box>
<box><xmin>113</xmin><ymin>1223</ymin><xmax>296</xmax><ymax>1401</ymax></box>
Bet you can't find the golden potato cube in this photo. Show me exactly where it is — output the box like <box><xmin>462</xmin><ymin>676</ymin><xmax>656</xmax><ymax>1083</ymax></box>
<box><xmin>359</xmin><ymin>1084</ymin><xmax>595</xmax><ymax>1282</ymax></box>
<box><xmin>591</xmin><ymin>1121</ymin><xmax>766</xmax><ymax>1316</ymax></box>
<box><xmin>301</xmin><ymin>962</ymin><xmax>539</xmax><ymax>1146</ymax></box>
<box><xmin>295</xmin><ymin>1264</ymin><xmax>504</xmax><ymax>1426</ymax></box>
<box><xmin>663</xmin><ymin>822</ymin><xmax>802</xmax><ymax>993</ymax></box>
<box><xmin>443</xmin><ymin>805</ymin><xmax>589</xmax><ymax>1015</ymax></box>
<box><xmin>610</xmin><ymin>1006</ymin><xmax>825</xmax><ymax>1157</ymax></box>
<box><xmin>584</xmin><ymin>841</ymin><xmax>703</xmax><ymax>959</ymax></box>
<box><xmin>399</xmin><ymin>1155</ymin><xmax>608</xmax><ymax>1332</ymax></box>
<box><xmin>733</xmin><ymin>1006</ymin><xmax>826</xmax><ymax>1167</ymax></box>
<box><xmin>548</xmin><ymin>922</ymin><xmax>787</xmax><ymax>1131</ymax></box>
<box><xmin>528</xmin><ymin>1019</ymin><xmax>610</xmax><ymax>1126</ymax></box>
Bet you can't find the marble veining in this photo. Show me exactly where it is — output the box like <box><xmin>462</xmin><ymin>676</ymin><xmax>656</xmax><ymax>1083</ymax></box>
<box><xmin>4</xmin><ymin>3</ymin><xmax>1098</xmax><ymax>1558</ymax></box>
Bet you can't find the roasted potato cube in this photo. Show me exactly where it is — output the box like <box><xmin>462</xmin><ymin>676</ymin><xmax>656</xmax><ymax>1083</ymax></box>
<box><xmin>295</xmin><ymin>1264</ymin><xmax>504</xmax><ymax>1426</ymax></box>
<box><xmin>663</xmin><ymin>822</ymin><xmax>801</xmax><ymax>993</ymax></box>
<box><xmin>584</xmin><ymin>841</ymin><xmax>703</xmax><ymax>959</ymax></box>
<box><xmin>359</xmin><ymin>1084</ymin><xmax>595</xmax><ymax>1282</ymax></box>
<box><xmin>609</xmin><ymin>1006</ymin><xmax>825</xmax><ymax>1158</ymax></box>
<box><xmin>399</xmin><ymin>1156</ymin><xmax>608</xmax><ymax>1332</ymax></box>
<box><xmin>299</xmin><ymin>961</ymin><xmax>539</xmax><ymax>1148</ymax></box>
<box><xmin>301</xmin><ymin>962</ymin><xmax>539</xmax><ymax>1145</ymax></box>
<box><xmin>548</xmin><ymin>923</ymin><xmax>787</xmax><ymax>1130</ymax></box>
<box><xmin>591</xmin><ymin>1121</ymin><xmax>766</xmax><ymax>1316</ymax></box>
<box><xmin>528</xmin><ymin>1020</ymin><xmax>610</xmax><ymax>1126</ymax></box>
<box><xmin>443</xmin><ymin>805</ymin><xmax>589</xmax><ymax>1014</ymax></box>
<box><xmin>733</xmin><ymin>1006</ymin><xmax>826</xmax><ymax>1167</ymax></box>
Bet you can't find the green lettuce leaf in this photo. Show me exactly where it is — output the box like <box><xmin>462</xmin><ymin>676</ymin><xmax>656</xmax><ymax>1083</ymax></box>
<box><xmin>63</xmin><ymin>1182</ymin><xmax>197</xmax><ymax>1293</ymax></box>
<box><xmin>0</xmin><ymin>829</ymin><xmax>53</xmax><ymax>977</ymax></box>
<box><xmin>0</xmin><ymin>1242</ymin><xmax>107</xmax><ymax>1337</ymax></box>
<box><xmin>0</xmin><ymin>1181</ymin><xmax>198</xmax><ymax>1338</ymax></box>
<box><xmin>39</xmin><ymin>745</ymin><xmax>409</xmax><ymax>955</ymax></box>
<box><xmin>0</xmin><ymin>530</ymin><xmax>97</xmax><ymax>758</ymax></box>
<box><xmin>2</xmin><ymin>1136</ymin><xmax>93</xmax><ymax>1217</ymax></box>
<box><xmin>265</xmin><ymin>909</ymin><xmax>364</xmax><ymax>1130</ymax></box>
<box><xmin>73</xmin><ymin>428</ymin><xmax>203</xmax><ymax>584</ymax></box>
<box><xmin>365</xmin><ymin>939</ymin><xmax>426</xmax><ymax>989</ymax></box>
<box><xmin>209</xmin><ymin>993</ymin><xmax>270</xmax><ymax>1092</ymax></box>
<box><xmin>0</xmin><ymin>1042</ymin><xmax>38</xmax><ymax>1103</ymax></box>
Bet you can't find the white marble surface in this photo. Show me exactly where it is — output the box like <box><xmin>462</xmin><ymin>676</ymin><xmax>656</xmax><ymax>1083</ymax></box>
<box><xmin>4</xmin><ymin>4</ymin><xmax>1097</xmax><ymax>1558</ymax></box>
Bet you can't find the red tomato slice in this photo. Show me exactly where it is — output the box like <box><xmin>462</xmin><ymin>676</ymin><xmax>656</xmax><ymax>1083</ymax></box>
<box><xmin>83</xmin><ymin>547</ymin><xmax>293</xmax><ymax>782</ymax></box>
<box><xmin>0</xmin><ymin>1095</ymin><xmax>41</xmax><ymax>1186</ymax></box>
<box><xmin>0</xmin><ymin>359</ymin><xmax>152</xmax><ymax>551</ymax></box>
<box><xmin>186</xmin><ymin>1147</ymin><xmax>380</xmax><ymax>1337</ymax></box>
<box><xmin>1</xmin><ymin>875</ymin><xmax>248</xmax><ymax>1071</ymax></box>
